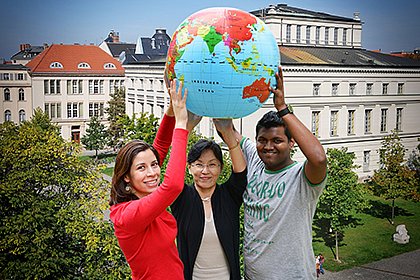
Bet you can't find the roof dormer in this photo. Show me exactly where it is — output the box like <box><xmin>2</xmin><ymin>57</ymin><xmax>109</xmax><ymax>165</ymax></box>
<box><xmin>50</xmin><ymin>62</ymin><xmax>63</xmax><ymax>69</ymax></box>
<box><xmin>104</xmin><ymin>62</ymin><xmax>116</xmax><ymax>69</ymax></box>
<box><xmin>78</xmin><ymin>62</ymin><xmax>91</xmax><ymax>69</ymax></box>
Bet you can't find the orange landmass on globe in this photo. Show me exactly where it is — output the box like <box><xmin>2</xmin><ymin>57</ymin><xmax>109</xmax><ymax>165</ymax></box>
<box><xmin>242</xmin><ymin>78</ymin><xmax>271</xmax><ymax>103</ymax></box>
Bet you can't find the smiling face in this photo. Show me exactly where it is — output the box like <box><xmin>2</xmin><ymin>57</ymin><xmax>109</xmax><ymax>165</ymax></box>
<box><xmin>189</xmin><ymin>149</ymin><xmax>222</xmax><ymax>193</ymax></box>
<box><xmin>256</xmin><ymin>126</ymin><xmax>294</xmax><ymax>171</ymax></box>
<box><xmin>124</xmin><ymin>149</ymin><xmax>161</xmax><ymax>198</ymax></box>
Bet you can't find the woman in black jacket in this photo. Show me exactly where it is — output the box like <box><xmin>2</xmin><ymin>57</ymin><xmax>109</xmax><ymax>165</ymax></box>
<box><xmin>171</xmin><ymin>120</ymin><xmax>247</xmax><ymax>280</ymax></box>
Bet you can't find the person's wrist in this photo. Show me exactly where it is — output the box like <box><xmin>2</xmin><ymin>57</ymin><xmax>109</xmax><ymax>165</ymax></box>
<box><xmin>277</xmin><ymin>105</ymin><xmax>293</xmax><ymax>118</ymax></box>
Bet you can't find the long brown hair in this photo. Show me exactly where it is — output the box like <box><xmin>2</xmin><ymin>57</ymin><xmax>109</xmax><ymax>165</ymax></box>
<box><xmin>110</xmin><ymin>140</ymin><xmax>160</xmax><ymax>206</ymax></box>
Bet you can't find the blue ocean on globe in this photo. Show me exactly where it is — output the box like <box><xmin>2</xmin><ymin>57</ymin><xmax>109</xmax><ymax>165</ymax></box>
<box><xmin>166</xmin><ymin>7</ymin><xmax>280</xmax><ymax>118</ymax></box>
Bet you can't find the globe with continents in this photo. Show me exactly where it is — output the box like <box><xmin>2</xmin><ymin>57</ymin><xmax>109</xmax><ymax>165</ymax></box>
<box><xmin>166</xmin><ymin>7</ymin><xmax>280</xmax><ymax>118</ymax></box>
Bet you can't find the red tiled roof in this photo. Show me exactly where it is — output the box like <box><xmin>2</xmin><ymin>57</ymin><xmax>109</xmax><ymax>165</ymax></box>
<box><xmin>27</xmin><ymin>44</ymin><xmax>124</xmax><ymax>75</ymax></box>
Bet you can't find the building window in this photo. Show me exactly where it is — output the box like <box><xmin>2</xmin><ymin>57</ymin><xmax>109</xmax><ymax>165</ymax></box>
<box><xmin>159</xmin><ymin>80</ymin><xmax>164</xmax><ymax>92</ymax></box>
<box><xmin>347</xmin><ymin>110</ymin><xmax>355</xmax><ymax>135</ymax></box>
<box><xmin>44</xmin><ymin>80</ymin><xmax>61</xmax><ymax>95</ymax></box>
<box><xmin>18</xmin><ymin>88</ymin><xmax>25</xmax><ymax>101</ymax></box>
<box><xmin>49</xmin><ymin>62</ymin><xmax>63</xmax><ymax>68</ymax></box>
<box><xmin>315</xmin><ymin>26</ymin><xmax>320</xmax><ymax>44</ymax></box>
<box><xmin>19</xmin><ymin>110</ymin><xmax>26</xmax><ymax>123</ymax></box>
<box><xmin>4</xmin><ymin>88</ymin><xmax>10</xmax><ymax>101</ymax></box>
<box><xmin>380</xmin><ymin>108</ymin><xmax>388</xmax><ymax>132</ymax></box>
<box><xmin>330</xmin><ymin>111</ymin><xmax>338</xmax><ymax>136</ymax></box>
<box><xmin>77</xmin><ymin>62</ymin><xmax>91</xmax><ymax>69</ymax></box>
<box><xmin>311</xmin><ymin>111</ymin><xmax>320</xmax><ymax>137</ymax></box>
<box><xmin>2</xmin><ymin>73</ymin><xmax>10</xmax><ymax>80</ymax></box>
<box><xmin>313</xmin><ymin>83</ymin><xmax>320</xmax><ymax>96</ymax></box>
<box><xmin>149</xmin><ymin>79</ymin><xmax>154</xmax><ymax>91</ymax></box>
<box><xmin>398</xmin><ymin>83</ymin><xmax>404</xmax><ymax>94</ymax></box>
<box><xmin>5</xmin><ymin>110</ymin><xmax>11</xmax><ymax>121</ymax></box>
<box><xmin>382</xmin><ymin>83</ymin><xmax>388</xmax><ymax>95</ymax></box>
<box><xmin>67</xmin><ymin>102</ymin><xmax>83</xmax><ymax>118</ymax></box>
<box><xmin>306</xmin><ymin>26</ymin><xmax>311</xmax><ymax>44</ymax></box>
<box><xmin>89</xmin><ymin>102</ymin><xmax>105</xmax><ymax>118</ymax></box>
<box><xmin>366</xmin><ymin>83</ymin><xmax>373</xmax><ymax>95</ymax></box>
<box><xmin>286</xmin><ymin>24</ymin><xmax>291</xmax><ymax>43</ymax></box>
<box><xmin>45</xmin><ymin>102</ymin><xmax>62</xmax><ymax>119</ymax></box>
<box><xmin>325</xmin><ymin>27</ymin><xmax>329</xmax><ymax>44</ymax></box>
<box><xmin>16</xmin><ymin>73</ymin><xmax>25</xmax><ymax>80</ymax></box>
<box><xmin>396</xmin><ymin>108</ymin><xmax>403</xmax><ymax>131</ymax></box>
<box><xmin>296</xmin><ymin>25</ymin><xmax>301</xmax><ymax>42</ymax></box>
<box><xmin>104</xmin><ymin>63</ymin><xmax>116</xmax><ymax>69</ymax></box>
<box><xmin>67</xmin><ymin>80</ymin><xmax>83</xmax><ymax>94</ymax></box>
<box><xmin>334</xmin><ymin>28</ymin><xmax>338</xmax><ymax>45</ymax></box>
<box><xmin>343</xmin><ymin>28</ymin><xmax>347</xmax><ymax>45</ymax></box>
<box><xmin>364</xmin><ymin>109</ymin><xmax>372</xmax><ymax>133</ymax></box>
<box><xmin>332</xmin><ymin>83</ymin><xmax>339</xmax><ymax>95</ymax></box>
<box><xmin>363</xmin><ymin>151</ymin><xmax>370</xmax><ymax>172</ymax></box>
<box><xmin>89</xmin><ymin>80</ymin><xmax>104</xmax><ymax>94</ymax></box>
<box><xmin>110</xmin><ymin>80</ymin><xmax>124</xmax><ymax>94</ymax></box>
<box><xmin>349</xmin><ymin>83</ymin><xmax>356</xmax><ymax>95</ymax></box>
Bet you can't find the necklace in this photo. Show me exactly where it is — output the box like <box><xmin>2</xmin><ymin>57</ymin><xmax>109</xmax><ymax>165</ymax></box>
<box><xmin>201</xmin><ymin>197</ymin><xmax>211</xmax><ymax>202</ymax></box>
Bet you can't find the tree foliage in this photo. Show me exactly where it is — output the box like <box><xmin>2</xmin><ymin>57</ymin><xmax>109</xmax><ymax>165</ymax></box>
<box><xmin>0</xmin><ymin>109</ymin><xmax>130</xmax><ymax>279</ymax></box>
<box><xmin>106</xmin><ymin>87</ymin><xmax>126</xmax><ymax>150</ymax></box>
<box><xmin>314</xmin><ymin>147</ymin><xmax>369</xmax><ymax>261</ymax></box>
<box><xmin>119</xmin><ymin>113</ymin><xmax>159</xmax><ymax>145</ymax></box>
<box><xmin>81</xmin><ymin>116</ymin><xmax>108</xmax><ymax>159</ymax></box>
<box><xmin>407</xmin><ymin>143</ymin><xmax>420</xmax><ymax>201</ymax></box>
<box><xmin>370</xmin><ymin>130</ymin><xmax>418</xmax><ymax>222</ymax></box>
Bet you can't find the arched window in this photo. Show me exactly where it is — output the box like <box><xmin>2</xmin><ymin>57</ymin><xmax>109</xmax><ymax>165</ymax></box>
<box><xmin>50</xmin><ymin>62</ymin><xmax>63</xmax><ymax>68</ymax></box>
<box><xmin>103</xmin><ymin>63</ymin><xmax>116</xmax><ymax>69</ymax></box>
<box><xmin>78</xmin><ymin>62</ymin><xmax>91</xmax><ymax>69</ymax></box>
<box><xmin>5</xmin><ymin>110</ymin><xmax>11</xmax><ymax>122</ymax></box>
<box><xmin>19</xmin><ymin>88</ymin><xmax>25</xmax><ymax>101</ymax></box>
<box><xmin>4</xmin><ymin>88</ymin><xmax>10</xmax><ymax>101</ymax></box>
<box><xmin>19</xmin><ymin>109</ymin><xmax>26</xmax><ymax>123</ymax></box>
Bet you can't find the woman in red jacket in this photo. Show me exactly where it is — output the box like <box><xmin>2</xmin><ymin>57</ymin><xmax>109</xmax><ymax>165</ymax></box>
<box><xmin>109</xmin><ymin>80</ymin><xmax>188</xmax><ymax>280</ymax></box>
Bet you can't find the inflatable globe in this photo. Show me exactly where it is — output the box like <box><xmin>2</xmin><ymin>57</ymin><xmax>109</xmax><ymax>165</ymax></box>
<box><xmin>165</xmin><ymin>7</ymin><xmax>280</xmax><ymax>118</ymax></box>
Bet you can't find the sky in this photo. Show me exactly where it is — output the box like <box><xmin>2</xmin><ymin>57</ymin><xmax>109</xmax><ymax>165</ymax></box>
<box><xmin>1</xmin><ymin>0</ymin><xmax>419</xmax><ymax>60</ymax></box>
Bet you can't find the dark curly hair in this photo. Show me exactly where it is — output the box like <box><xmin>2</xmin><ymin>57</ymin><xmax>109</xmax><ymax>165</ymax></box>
<box><xmin>110</xmin><ymin>140</ymin><xmax>160</xmax><ymax>206</ymax></box>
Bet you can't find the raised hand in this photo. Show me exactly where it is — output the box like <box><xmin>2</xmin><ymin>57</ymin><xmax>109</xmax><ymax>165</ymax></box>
<box><xmin>269</xmin><ymin>66</ymin><xmax>286</xmax><ymax>111</ymax></box>
<box><xmin>170</xmin><ymin>79</ymin><xmax>188</xmax><ymax>129</ymax></box>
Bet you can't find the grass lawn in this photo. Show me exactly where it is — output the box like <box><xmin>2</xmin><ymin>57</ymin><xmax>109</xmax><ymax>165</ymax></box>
<box><xmin>102</xmin><ymin>167</ymin><xmax>114</xmax><ymax>177</ymax></box>
<box><xmin>313</xmin><ymin>194</ymin><xmax>420</xmax><ymax>271</ymax></box>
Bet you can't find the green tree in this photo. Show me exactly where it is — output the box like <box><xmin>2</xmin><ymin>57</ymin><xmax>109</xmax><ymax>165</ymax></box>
<box><xmin>106</xmin><ymin>87</ymin><xmax>126</xmax><ymax>150</ymax></box>
<box><xmin>81</xmin><ymin>116</ymin><xmax>108</xmax><ymax>160</ymax></box>
<box><xmin>0</xmin><ymin>109</ymin><xmax>130</xmax><ymax>279</ymax></box>
<box><xmin>314</xmin><ymin>147</ymin><xmax>369</xmax><ymax>262</ymax></box>
<box><xmin>407</xmin><ymin>143</ymin><xmax>420</xmax><ymax>201</ymax></box>
<box><xmin>119</xmin><ymin>112</ymin><xmax>159</xmax><ymax>145</ymax></box>
<box><xmin>370</xmin><ymin>130</ymin><xmax>418</xmax><ymax>224</ymax></box>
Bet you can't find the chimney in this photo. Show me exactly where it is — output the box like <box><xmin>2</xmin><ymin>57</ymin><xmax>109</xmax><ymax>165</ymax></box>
<box><xmin>20</xmin><ymin>44</ymin><xmax>31</xmax><ymax>51</ymax></box>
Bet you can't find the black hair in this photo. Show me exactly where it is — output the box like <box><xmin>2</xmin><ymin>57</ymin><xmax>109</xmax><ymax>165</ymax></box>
<box><xmin>256</xmin><ymin>111</ymin><xmax>292</xmax><ymax>141</ymax></box>
<box><xmin>188</xmin><ymin>139</ymin><xmax>224</xmax><ymax>166</ymax></box>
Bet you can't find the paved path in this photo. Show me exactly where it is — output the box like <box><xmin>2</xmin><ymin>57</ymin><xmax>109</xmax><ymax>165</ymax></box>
<box><xmin>320</xmin><ymin>249</ymin><xmax>420</xmax><ymax>279</ymax></box>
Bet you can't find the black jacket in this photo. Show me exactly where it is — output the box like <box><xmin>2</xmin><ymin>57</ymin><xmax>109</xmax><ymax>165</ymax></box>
<box><xmin>171</xmin><ymin>169</ymin><xmax>247</xmax><ymax>280</ymax></box>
